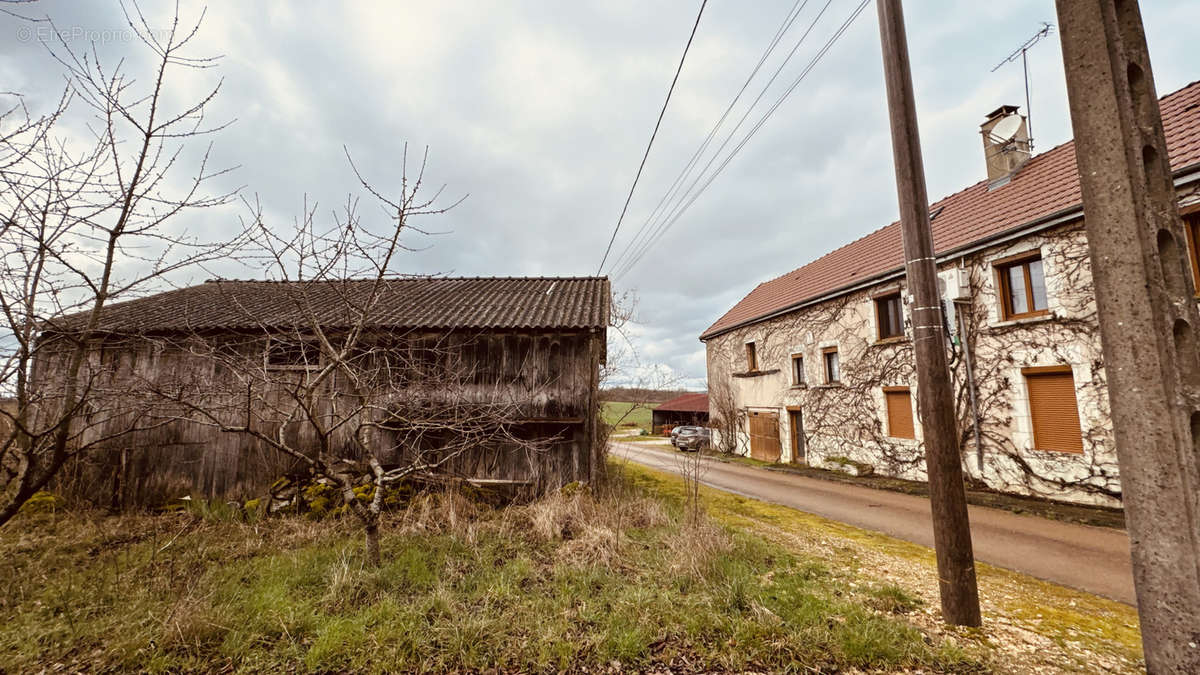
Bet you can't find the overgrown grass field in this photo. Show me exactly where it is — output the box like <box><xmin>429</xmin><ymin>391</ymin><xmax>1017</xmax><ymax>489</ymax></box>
<box><xmin>0</xmin><ymin>468</ymin><xmax>984</xmax><ymax>673</ymax></box>
<box><xmin>600</xmin><ymin>400</ymin><xmax>656</xmax><ymax>432</ymax></box>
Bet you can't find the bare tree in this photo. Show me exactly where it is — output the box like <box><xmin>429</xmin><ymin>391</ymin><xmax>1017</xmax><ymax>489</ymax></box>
<box><xmin>0</xmin><ymin>5</ymin><xmax>246</xmax><ymax>526</ymax></box>
<box><xmin>708</xmin><ymin>380</ymin><xmax>747</xmax><ymax>456</ymax></box>
<box><xmin>144</xmin><ymin>151</ymin><xmax>563</xmax><ymax>567</ymax></box>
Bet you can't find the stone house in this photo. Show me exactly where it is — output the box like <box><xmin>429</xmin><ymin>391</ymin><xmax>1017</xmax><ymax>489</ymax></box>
<box><xmin>701</xmin><ymin>80</ymin><xmax>1200</xmax><ymax>507</ymax></box>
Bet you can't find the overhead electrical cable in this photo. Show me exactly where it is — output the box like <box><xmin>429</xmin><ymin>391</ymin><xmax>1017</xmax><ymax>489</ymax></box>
<box><xmin>612</xmin><ymin>0</ymin><xmax>871</xmax><ymax>282</ymax></box>
<box><xmin>601</xmin><ymin>0</ymin><xmax>812</xmax><ymax>277</ymax></box>
<box><xmin>596</xmin><ymin>0</ymin><xmax>709</xmax><ymax>275</ymax></box>
<box><xmin>606</xmin><ymin>0</ymin><xmax>839</xmax><ymax>279</ymax></box>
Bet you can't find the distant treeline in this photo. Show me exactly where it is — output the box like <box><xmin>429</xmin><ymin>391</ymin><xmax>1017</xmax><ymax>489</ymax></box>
<box><xmin>598</xmin><ymin>388</ymin><xmax>698</xmax><ymax>403</ymax></box>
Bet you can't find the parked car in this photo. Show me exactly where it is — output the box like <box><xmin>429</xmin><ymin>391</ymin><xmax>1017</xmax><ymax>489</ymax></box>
<box><xmin>668</xmin><ymin>425</ymin><xmax>692</xmax><ymax>444</ymax></box>
<box><xmin>674</xmin><ymin>426</ymin><xmax>711</xmax><ymax>451</ymax></box>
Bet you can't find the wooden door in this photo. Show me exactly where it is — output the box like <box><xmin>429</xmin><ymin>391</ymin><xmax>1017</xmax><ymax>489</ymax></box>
<box><xmin>748</xmin><ymin>410</ymin><xmax>781</xmax><ymax>462</ymax></box>
<box><xmin>788</xmin><ymin>409</ymin><xmax>805</xmax><ymax>464</ymax></box>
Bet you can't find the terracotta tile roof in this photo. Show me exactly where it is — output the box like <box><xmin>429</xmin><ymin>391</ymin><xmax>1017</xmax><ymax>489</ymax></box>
<box><xmin>701</xmin><ymin>80</ymin><xmax>1200</xmax><ymax>340</ymax></box>
<box><xmin>654</xmin><ymin>392</ymin><xmax>709</xmax><ymax>413</ymax></box>
<box><xmin>51</xmin><ymin>277</ymin><xmax>610</xmax><ymax>335</ymax></box>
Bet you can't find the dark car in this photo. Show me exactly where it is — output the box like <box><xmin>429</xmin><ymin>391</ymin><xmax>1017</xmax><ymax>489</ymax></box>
<box><xmin>668</xmin><ymin>425</ymin><xmax>692</xmax><ymax>444</ymax></box>
<box><xmin>674</xmin><ymin>426</ymin><xmax>711</xmax><ymax>451</ymax></box>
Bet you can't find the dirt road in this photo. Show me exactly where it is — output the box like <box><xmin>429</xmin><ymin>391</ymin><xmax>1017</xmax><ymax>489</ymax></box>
<box><xmin>612</xmin><ymin>441</ymin><xmax>1135</xmax><ymax>604</ymax></box>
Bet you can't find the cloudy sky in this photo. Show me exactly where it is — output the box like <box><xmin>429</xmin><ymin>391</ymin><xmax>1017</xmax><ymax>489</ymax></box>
<box><xmin>3</xmin><ymin>0</ymin><xmax>1198</xmax><ymax>389</ymax></box>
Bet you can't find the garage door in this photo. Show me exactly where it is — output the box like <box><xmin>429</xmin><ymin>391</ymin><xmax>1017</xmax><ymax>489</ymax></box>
<box><xmin>748</xmin><ymin>410</ymin><xmax>781</xmax><ymax>462</ymax></box>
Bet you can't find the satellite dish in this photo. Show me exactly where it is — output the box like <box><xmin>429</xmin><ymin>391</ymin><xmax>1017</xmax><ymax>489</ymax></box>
<box><xmin>990</xmin><ymin>114</ymin><xmax>1023</xmax><ymax>142</ymax></box>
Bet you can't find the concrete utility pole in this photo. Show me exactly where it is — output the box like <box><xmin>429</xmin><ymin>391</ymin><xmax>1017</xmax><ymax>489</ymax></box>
<box><xmin>875</xmin><ymin>0</ymin><xmax>981</xmax><ymax>626</ymax></box>
<box><xmin>1054</xmin><ymin>0</ymin><xmax>1200</xmax><ymax>670</ymax></box>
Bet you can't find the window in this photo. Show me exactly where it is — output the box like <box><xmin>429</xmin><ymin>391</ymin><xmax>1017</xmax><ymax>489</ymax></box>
<box><xmin>1183</xmin><ymin>213</ymin><xmax>1200</xmax><ymax>294</ymax></box>
<box><xmin>1023</xmin><ymin>366</ymin><xmax>1084</xmax><ymax>453</ymax></box>
<box><xmin>996</xmin><ymin>252</ymin><xmax>1048</xmax><ymax>320</ymax></box>
<box><xmin>745</xmin><ymin>341</ymin><xmax>758</xmax><ymax>372</ymax></box>
<box><xmin>791</xmin><ymin>354</ymin><xmax>805</xmax><ymax>385</ymax></box>
<box><xmin>875</xmin><ymin>293</ymin><xmax>904</xmax><ymax>340</ymax></box>
<box><xmin>883</xmin><ymin>387</ymin><xmax>915</xmax><ymax>439</ymax></box>
<box><xmin>822</xmin><ymin>347</ymin><xmax>839</xmax><ymax>383</ymax></box>
<box><xmin>266</xmin><ymin>338</ymin><xmax>321</xmax><ymax>370</ymax></box>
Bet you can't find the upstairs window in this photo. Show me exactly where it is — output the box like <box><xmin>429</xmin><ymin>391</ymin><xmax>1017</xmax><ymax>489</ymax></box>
<box><xmin>875</xmin><ymin>292</ymin><xmax>904</xmax><ymax>340</ymax></box>
<box><xmin>996</xmin><ymin>252</ymin><xmax>1047</xmax><ymax>320</ymax></box>
<box><xmin>822</xmin><ymin>347</ymin><xmax>840</xmax><ymax>384</ymax></box>
<box><xmin>791</xmin><ymin>354</ymin><xmax>805</xmax><ymax>385</ymax></box>
<box><xmin>745</xmin><ymin>341</ymin><xmax>758</xmax><ymax>372</ymax></box>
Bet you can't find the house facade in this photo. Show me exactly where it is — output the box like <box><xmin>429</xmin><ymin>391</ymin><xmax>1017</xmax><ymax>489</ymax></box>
<box><xmin>701</xmin><ymin>81</ymin><xmax>1200</xmax><ymax>507</ymax></box>
<box><xmin>34</xmin><ymin>277</ymin><xmax>610</xmax><ymax>506</ymax></box>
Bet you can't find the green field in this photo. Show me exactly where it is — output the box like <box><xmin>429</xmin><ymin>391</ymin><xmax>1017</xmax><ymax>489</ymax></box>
<box><xmin>601</xmin><ymin>401</ymin><xmax>657</xmax><ymax>431</ymax></box>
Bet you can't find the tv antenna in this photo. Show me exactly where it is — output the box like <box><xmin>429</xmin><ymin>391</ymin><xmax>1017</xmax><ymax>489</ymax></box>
<box><xmin>991</xmin><ymin>23</ymin><xmax>1053</xmax><ymax>149</ymax></box>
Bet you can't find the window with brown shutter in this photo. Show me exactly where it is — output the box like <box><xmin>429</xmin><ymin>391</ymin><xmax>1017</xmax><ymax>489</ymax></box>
<box><xmin>1023</xmin><ymin>366</ymin><xmax>1084</xmax><ymax>453</ymax></box>
<box><xmin>883</xmin><ymin>387</ymin><xmax>915</xmax><ymax>439</ymax></box>
<box><xmin>745</xmin><ymin>342</ymin><xmax>758</xmax><ymax>372</ymax></box>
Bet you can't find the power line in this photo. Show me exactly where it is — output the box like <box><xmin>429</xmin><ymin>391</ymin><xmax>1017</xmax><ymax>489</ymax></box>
<box><xmin>603</xmin><ymin>0</ymin><xmax>814</xmax><ymax>277</ymax></box>
<box><xmin>609</xmin><ymin>0</ymin><xmax>837</xmax><ymax>280</ymax></box>
<box><xmin>596</xmin><ymin>0</ymin><xmax>708</xmax><ymax>275</ymax></box>
<box><xmin>613</xmin><ymin>0</ymin><xmax>870</xmax><ymax>282</ymax></box>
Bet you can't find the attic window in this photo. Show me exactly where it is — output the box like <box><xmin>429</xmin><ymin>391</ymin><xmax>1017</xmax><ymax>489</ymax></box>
<box><xmin>266</xmin><ymin>338</ymin><xmax>321</xmax><ymax>370</ymax></box>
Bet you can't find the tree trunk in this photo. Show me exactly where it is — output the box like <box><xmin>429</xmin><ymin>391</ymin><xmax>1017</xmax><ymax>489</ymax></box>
<box><xmin>364</xmin><ymin>518</ymin><xmax>381</xmax><ymax>568</ymax></box>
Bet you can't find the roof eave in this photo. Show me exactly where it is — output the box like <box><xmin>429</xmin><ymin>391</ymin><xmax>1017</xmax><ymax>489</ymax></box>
<box><xmin>700</xmin><ymin>161</ymin><xmax>1200</xmax><ymax>342</ymax></box>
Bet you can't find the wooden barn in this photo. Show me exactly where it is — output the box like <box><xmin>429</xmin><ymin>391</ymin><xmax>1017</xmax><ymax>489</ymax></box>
<box><xmin>651</xmin><ymin>393</ymin><xmax>709</xmax><ymax>434</ymax></box>
<box><xmin>33</xmin><ymin>277</ymin><xmax>609</xmax><ymax>506</ymax></box>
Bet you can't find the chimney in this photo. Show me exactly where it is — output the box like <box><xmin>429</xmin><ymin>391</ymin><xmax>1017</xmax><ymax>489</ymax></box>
<box><xmin>980</xmin><ymin>105</ymin><xmax>1031</xmax><ymax>185</ymax></box>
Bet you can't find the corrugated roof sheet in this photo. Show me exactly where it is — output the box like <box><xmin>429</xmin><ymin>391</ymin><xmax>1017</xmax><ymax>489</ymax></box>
<box><xmin>655</xmin><ymin>392</ymin><xmax>709</xmax><ymax>413</ymax></box>
<box><xmin>701</xmin><ymin>80</ymin><xmax>1200</xmax><ymax>340</ymax></box>
<box><xmin>51</xmin><ymin>277</ymin><xmax>610</xmax><ymax>334</ymax></box>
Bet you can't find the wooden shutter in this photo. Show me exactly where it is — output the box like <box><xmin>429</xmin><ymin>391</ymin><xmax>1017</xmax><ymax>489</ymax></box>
<box><xmin>884</xmin><ymin>388</ymin><xmax>914</xmax><ymax>439</ymax></box>
<box><xmin>748</xmin><ymin>410</ymin><xmax>781</xmax><ymax>462</ymax></box>
<box><xmin>1024</xmin><ymin>367</ymin><xmax>1084</xmax><ymax>453</ymax></box>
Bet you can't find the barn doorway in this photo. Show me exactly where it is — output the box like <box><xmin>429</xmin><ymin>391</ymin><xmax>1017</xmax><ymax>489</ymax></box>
<box><xmin>788</xmin><ymin>408</ymin><xmax>805</xmax><ymax>464</ymax></box>
<box><xmin>748</xmin><ymin>410</ymin><xmax>781</xmax><ymax>462</ymax></box>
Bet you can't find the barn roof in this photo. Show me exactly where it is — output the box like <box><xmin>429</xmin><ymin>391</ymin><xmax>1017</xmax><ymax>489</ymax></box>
<box><xmin>654</xmin><ymin>392</ymin><xmax>709</xmax><ymax>413</ymax></box>
<box><xmin>700</xmin><ymin>79</ymin><xmax>1200</xmax><ymax>341</ymax></box>
<box><xmin>50</xmin><ymin>277</ymin><xmax>610</xmax><ymax>335</ymax></box>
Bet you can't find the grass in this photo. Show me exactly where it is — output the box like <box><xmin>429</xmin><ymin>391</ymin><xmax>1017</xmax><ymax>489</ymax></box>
<box><xmin>620</xmin><ymin>461</ymin><xmax>1144</xmax><ymax>672</ymax></box>
<box><xmin>601</xmin><ymin>400</ymin><xmax>657</xmax><ymax>432</ymax></box>
<box><xmin>0</xmin><ymin>471</ymin><xmax>988</xmax><ymax>673</ymax></box>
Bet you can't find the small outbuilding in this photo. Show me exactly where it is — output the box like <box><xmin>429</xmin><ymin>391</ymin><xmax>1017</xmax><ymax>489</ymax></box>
<box><xmin>651</xmin><ymin>393</ymin><xmax>709</xmax><ymax>434</ymax></box>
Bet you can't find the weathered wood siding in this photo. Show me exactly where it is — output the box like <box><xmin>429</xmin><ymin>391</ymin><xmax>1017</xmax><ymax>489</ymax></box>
<box><xmin>35</xmin><ymin>328</ymin><xmax>604</xmax><ymax>506</ymax></box>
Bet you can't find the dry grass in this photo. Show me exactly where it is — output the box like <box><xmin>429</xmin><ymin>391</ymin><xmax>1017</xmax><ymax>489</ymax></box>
<box><xmin>0</xmin><ymin>471</ymin><xmax>987</xmax><ymax>673</ymax></box>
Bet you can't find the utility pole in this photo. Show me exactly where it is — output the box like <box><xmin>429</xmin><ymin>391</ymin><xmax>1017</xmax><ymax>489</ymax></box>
<box><xmin>1054</xmin><ymin>0</ymin><xmax>1200</xmax><ymax>670</ymax></box>
<box><xmin>875</xmin><ymin>0</ymin><xmax>981</xmax><ymax>627</ymax></box>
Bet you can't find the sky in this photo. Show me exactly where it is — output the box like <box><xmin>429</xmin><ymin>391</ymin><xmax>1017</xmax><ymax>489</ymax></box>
<box><xmin>3</xmin><ymin>0</ymin><xmax>1198</xmax><ymax>390</ymax></box>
